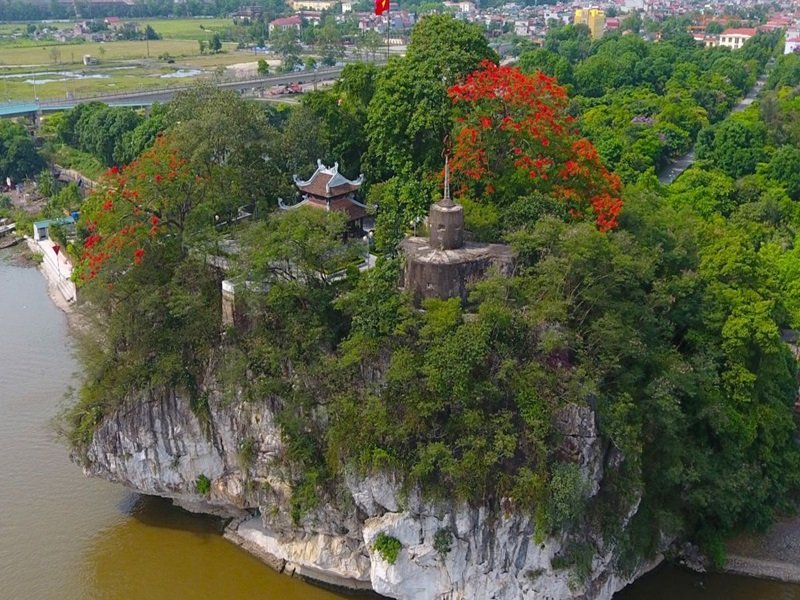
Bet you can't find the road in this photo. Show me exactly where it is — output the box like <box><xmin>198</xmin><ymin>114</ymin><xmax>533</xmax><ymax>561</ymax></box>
<box><xmin>0</xmin><ymin>67</ymin><xmax>344</xmax><ymax>117</ymax></box>
<box><xmin>658</xmin><ymin>74</ymin><xmax>767</xmax><ymax>185</ymax></box>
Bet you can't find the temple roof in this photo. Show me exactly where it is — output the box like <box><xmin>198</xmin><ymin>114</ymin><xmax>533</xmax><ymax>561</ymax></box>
<box><xmin>293</xmin><ymin>160</ymin><xmax>364</xmax><ymax>198</ymax></box>
<box><xmin>278</xmin><ymin>194</ymin><xmax>369</xmax><ymax>222</ymax></box>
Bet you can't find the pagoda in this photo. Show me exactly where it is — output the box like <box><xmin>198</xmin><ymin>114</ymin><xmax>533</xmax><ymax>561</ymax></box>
<box><xmin>279</xmin><ymin>160</ymin><xmax>368</xmax><ymax>234</ymax></box>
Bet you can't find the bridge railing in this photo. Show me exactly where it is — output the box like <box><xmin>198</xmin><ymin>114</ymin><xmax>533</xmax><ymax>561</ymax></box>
<box><xmin>0</xmin><ymin>55</ymin><xmax>391</xmax><ymax>114</ymax></box>
<box><xmin>38</xmin><ymin>67</ymin><xmax>349</xmax><ymax>106</ymax></box>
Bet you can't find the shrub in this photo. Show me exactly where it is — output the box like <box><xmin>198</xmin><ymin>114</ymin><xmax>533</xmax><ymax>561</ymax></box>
<box><xmin>195</xmin><ymin>474</ymin><xmax>211</xmax><ymax>495</ymax></box>
<box><xmin>373</xmin><ymin>532</ymin><xmax>402</xmax><ymax>565</ymax></box>
<box><xmin>433</xmin><ymin>527</ymin><xmax>453</xmax><ymax>559</ymax></box>
<box><xmin>238</xmin><ymin>436</ymin><xmax>257</xmax><ymax>470</ymax></box>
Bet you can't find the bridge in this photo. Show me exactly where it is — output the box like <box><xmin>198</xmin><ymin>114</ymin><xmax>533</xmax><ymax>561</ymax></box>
<box><xmin>0</xmin><ymin>66</ymin><xmax>344</xmax><ymax>118</ymax></box>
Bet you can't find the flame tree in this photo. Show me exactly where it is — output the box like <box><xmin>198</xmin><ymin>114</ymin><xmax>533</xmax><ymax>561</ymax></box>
<box><xmin>66</xmin><ymin>136</ymin><xmax>226</xmax><ymax>446</ymax></box>
<box><xmin>449</xmin><ymin>62</ymin><xmax>623</xmax><ymax>232</ymax></box>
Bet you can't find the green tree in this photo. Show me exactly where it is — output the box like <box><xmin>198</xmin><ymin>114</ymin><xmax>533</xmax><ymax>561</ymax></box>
<box><xmin>114</xmin><ymin>103</ymin><xmax>169</xmax><ymax>166</ymax></box>
<box><xmin>166</xmin><ymin>85</ymin><xmax>284</xmax><ymax>217</ymax></box>
<box><xmin>315</xmin><ymin>18</ymin><xmax>344</xmax><ymax>66</ymax></box>
<box><xmin>696</xmin><ymin>113</ymin><xmax>766</xmax><ymax>178</ymax></box>
<box><xmin>404</xmin><ymin>14</ymin><xmax>498</xmax><ymax>83</ymax></box>
<box><xmin>210</xmin><ymin>33</ymin><xmax>222</xmax><ymax>53</ymax></box>
<box><xmin>38</xmin><ymin>168</ymin><xmax>56</xmax><ymax>198</ymax></box>
<box><xmin>271</xmin><ymin>27</ymin><xmax>302</xmax><ymax>72</ymax></box>
<box><xmin>517</xmin><ymin>48</ymin><xmax>573</xmax><ymax>86</ymax></box>
<box><xmin>364</xmin><ymin>15</ymin><xmax>496</xmax><ymax>180</ymax></box>
<box><xmin>0</xmin><ymin>121</ymin><xmax>45</xmax><ymax>182</ymax></box>
<box><xmin>767</xmin><ymin>145</ymin><xmax>800</xmax><ymax>200</ymax></box>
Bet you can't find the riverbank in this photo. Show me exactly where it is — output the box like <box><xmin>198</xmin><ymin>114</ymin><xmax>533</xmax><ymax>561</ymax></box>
<box><xmin>723</xmin><ymin>517</ymin><xmax>800</xmax><ymax>584</ymax></box>
<box><xmin>223</xmin><ymin>517</ymin><xmax>377</xmax><ymax>595</ymax></box>
<box><xmin>24</xmin><ymin>237</ymin><xmax>75</xmax><ymax>313</ymax></box>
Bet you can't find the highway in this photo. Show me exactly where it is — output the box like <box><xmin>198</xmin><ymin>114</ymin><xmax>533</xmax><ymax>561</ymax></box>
<box><xmin>0</xmin><ymin>66</ymin><xmax>344</xmax><ymax>117</ymax></box>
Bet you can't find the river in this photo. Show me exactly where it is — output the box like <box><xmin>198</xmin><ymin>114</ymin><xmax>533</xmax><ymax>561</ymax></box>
<box><xmin>2</xmin><ymin>248</ymin><xmax>800</xmax><ymax>600</ymax></box>
<box><xmin>0</xmin><ymin>250</ymin><xmax>350</xmax><ymax>600</ymax></box>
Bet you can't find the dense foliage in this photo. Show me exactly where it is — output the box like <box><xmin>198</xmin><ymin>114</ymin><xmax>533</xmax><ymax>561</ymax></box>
<box><xmin>0</xmin><ymin>120</ymin><xmax>44</xmax><ymax>183</ymax></box>
<box><xmin>61</xmin><ymin>15</ymin><xmax>800</xmax><ymax>578</ymax></box>
<box><xmin>519</xmin><ymin>28</ymin><xmax>779</xmax><ymax>182</ymax></box>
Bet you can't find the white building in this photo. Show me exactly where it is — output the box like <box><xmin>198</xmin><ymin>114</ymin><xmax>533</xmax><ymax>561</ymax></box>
<box><xmin>718</xmin><ymin>28</ymin><xmax>757</xmax><ymax>50</ymax></box>
<box><xmin>442</xmin><ymin>1</ymin><xmax>476</xmax><ymax>13</ymax></box>
<box><xmin>268</xmin><ymin>15</ymin><xmax>302</xmax><ymax>33</ymax></box>
<box><xmin>785</xmin><ymin>32</ymin><xmax>800</xmax><ymax>54</ymax></box>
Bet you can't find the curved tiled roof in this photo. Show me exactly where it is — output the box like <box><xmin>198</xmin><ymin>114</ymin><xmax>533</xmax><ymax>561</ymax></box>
<box><xmin>293</xmin><ymin>160</ymin><xmax>364</xmax><ymax>198</ymax></box>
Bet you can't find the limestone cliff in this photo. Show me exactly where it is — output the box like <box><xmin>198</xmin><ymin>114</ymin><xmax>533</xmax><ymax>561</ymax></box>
<box><xmin>79</xmin><ymin>388</ymin><xmax>658</xmax><ymax>599</ymax></box>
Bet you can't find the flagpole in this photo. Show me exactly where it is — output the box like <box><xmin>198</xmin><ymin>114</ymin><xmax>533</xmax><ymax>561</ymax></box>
<box><xmin>386</xmin><ymin>0</ymin><xmax>390</xmax><ymax>63</ymax></box>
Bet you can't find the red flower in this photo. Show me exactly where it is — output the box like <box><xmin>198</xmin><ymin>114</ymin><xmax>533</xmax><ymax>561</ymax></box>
<box><xmin>448</xmin><ymin>62</ymin><xmax>622</xmax><ymax>231</ymax></box>
<box><xmin>133</xmin><ymin>248</ymin><xmax>145</xmax><ymax>264</ymax></box>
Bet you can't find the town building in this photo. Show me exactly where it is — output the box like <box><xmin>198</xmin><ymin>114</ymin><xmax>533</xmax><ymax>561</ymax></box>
<box><xmin>573</xmin><ymin>8</ymin><xmax>606</xmax><ymax>40</ymax></box>
<box><xmin>290</xmin><ymin>0</ymin><xmax>337</xmax><ymax>10</ymax></box>
<box><xmin>443</xmin><ymin>1</ymin><xmax>476</xmax><ymax>14</ymax></box>
<box><xmin>233</xmin><ymin>5</ymin><xmax>264</xmax><ymax>20</ymax></box>
<box><xmin>278</xmin><ymin>160</ymin><xmax>369</xmax><ymax>236</ymax></box>
<box><xmin>718</xmin><ymin>28</ymin><xmax>757</xmax><ymax>50</ymax></box>
<box><xmin>786</xmin><ymin>33</ymin><xmax>800</xmax><ymax>54</ymax></box>
<box><xmin>32</xmin><ymin>215</ymin><xmax>76</xmax><ymax>242</ymax></box>
<box><xmin>269</xmin><ymin>15</ymin><xmax>302</xmax><ymax>33</ymax></box>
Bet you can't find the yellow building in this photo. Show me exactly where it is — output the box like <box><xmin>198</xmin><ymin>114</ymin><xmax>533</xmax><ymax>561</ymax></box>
<box><xmin>574</xmin><ymin>8</ymin><xmax>606</xmax><ymax>40</ymax></box>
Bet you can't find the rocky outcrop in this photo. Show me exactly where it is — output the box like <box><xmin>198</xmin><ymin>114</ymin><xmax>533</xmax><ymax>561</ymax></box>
<box><xmin>80</xmin><ymin>388</ymin><xmax>658</xmax><ymax>599</ymax></box>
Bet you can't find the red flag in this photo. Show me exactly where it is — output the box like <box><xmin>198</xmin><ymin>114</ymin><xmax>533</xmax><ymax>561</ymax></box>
<box><xmin>375</xmin><ymin>0</ymin><xmax>389</xmax><ymax>15</ymax></box>
<box><xmin>53</xmin><ymin>244</ymin><xmax>61</xmax><ymax>256</ymax></box>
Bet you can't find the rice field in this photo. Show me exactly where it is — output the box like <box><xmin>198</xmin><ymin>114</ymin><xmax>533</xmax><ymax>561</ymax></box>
<box><xmin>0</xmin><ymin>18</ymin><xmax>289</xmax><ymax>102</ymax></box>
<box><xmin>0</xmin><ymin>39</ymin><xmax>239</xmax><ymax>67</ymax></box>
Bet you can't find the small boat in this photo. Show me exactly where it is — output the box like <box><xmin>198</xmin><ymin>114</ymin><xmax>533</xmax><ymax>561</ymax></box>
<box><xmin>0</xmin><ymin>236</ymin><xmax>20</xmax><ymax>249</ymax></box>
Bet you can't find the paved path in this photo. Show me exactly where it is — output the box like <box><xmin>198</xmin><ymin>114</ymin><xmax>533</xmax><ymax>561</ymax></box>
<box><xmin>658</xmin><ymin>75</ymin><xmax>767</xmax><ymax>185</ymax></box>
<box><xmin>25</xmin><ymin>237</ymin><xmax>76</xmax><ymax>307</ymax></box>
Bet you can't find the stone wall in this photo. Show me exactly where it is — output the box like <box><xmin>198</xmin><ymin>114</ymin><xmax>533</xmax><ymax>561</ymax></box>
<box><xmin>399</xmin><ymin>237</ymin><xmax>514</xmax><ymax>304</ymax></box>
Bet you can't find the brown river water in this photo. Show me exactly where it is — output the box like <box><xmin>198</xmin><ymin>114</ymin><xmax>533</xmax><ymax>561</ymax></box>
<box><xmin>2</xmin><ymin>248</ymin><xmax>800</xmax><ymax>600</ymax></box>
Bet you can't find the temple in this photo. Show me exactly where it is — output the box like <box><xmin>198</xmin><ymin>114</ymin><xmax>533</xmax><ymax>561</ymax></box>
<box><xmin>279</xmin><ymin>160</ymin><xmax>369</xmax><ymax>235</ymax></box>
<box><xmin>399</xmin><ymin>157</ymin><xmax>514</xmax><ymax>304</ymax></box>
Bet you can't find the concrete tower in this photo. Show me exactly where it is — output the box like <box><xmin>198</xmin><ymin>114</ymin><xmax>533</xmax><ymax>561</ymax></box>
<box><xmin>428</xmin><ymin>157</ymin><xmax>464</xmax><ymax>250</ymax></box>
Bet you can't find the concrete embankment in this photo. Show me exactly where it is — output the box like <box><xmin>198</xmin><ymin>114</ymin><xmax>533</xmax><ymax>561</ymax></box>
<box><xmin>25</xmin><ymin>237</ymin><xmax>75</xmax><ymax>313</ymax></box>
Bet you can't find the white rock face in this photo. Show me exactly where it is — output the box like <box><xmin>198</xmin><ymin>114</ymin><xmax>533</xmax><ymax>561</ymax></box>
<box><xmin>81</xmin><ymin>389</ymin><xmax>657</xmax><ymax>599</ymax></box>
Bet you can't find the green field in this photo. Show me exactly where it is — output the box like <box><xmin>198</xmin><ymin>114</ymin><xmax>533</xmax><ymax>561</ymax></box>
<box><xmin>0</xmin><ymin>39</ymin><xmax>239</xmax><ymax>67</ymax></box>
<box><xmin>0</xmin><ymin>17</ymin><xmax>289</xmax><ymax>102</ymax></box>
<box><xmin>130</xmin><ymin>18</ymin><xmax>233</xmax><ymax>40</ymax></box>
<box><xmin>0</xmin><ymin>17</ymin><xmax>233</xmax><ymax>39</ymax></box>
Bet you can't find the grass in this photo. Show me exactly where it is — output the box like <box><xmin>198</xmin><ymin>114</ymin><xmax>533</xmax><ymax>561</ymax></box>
<box><xmin>0</xmin><ymin>17</ymin><xmax>303</xmax><ymax>102</ymax></box>
<box><xmin>45</xmin><ymin>144</ymin><xmax>107</xmax><ymax>180</ymax></box>
<box><xmin>0</xmin><ymin>45</ymin><xmax>245</xmax><ymax>102</ymax></box>
<box><xmin>0</xmin><ymin>40</ymin><xmax>238</xmax><ymax>67</ymax></box>
<box><xmin>0</xmin><ymin>18</ymin><xmax>232</xmax><ymax>40</ymax></box>
<box><xmin>132</xmin><ymin>18</ymin><xmax>233</xmax><ymax>40</ymax></box>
